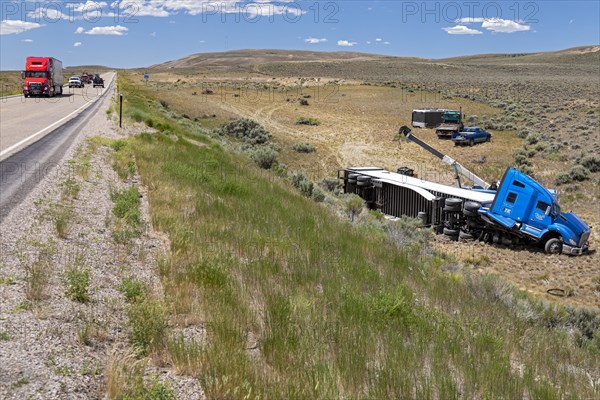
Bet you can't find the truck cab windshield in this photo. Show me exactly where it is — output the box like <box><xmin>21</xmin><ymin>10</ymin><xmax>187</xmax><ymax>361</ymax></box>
<box><xmin>552</xmin><ymin>203</ymin><xmax>561</xmax><ymax>217</ymax></box>
<box><xmin>25</xmin><ymin>71</ymin><xmax>48</xmax><ymax>78</ymax></box>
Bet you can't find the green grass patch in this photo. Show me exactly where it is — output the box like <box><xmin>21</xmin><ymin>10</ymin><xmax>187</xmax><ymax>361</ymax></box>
<box><xmin>296</xmin><ymin>116</ymin><xmax>321</xmax><ymax>126</ymax></box>
<box><xmin>64</xmin><ymin>261</ymin><xmax>92</xmax><ymax>303</ymax></box>
<box><xmin>120</xmin><ymin>72</ymin><xmax>600</xmax><ymax>399</ymax></box>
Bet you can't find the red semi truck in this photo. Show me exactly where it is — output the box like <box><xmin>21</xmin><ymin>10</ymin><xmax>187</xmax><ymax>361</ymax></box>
<box><xmin>22</xmin><ymin>57</ymin><xmax>64</xmax><ymax>97</ymax></box>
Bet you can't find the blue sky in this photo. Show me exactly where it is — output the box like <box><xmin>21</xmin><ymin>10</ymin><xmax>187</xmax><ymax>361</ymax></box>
<box><xmin>1</xmin><ymin>1</ymin><xmax>598</xmax><ymax>70</ymax></box>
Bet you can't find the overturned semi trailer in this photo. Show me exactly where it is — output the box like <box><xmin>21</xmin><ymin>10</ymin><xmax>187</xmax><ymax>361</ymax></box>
<box><xmin>339</xmin><ymin>167</ymin><xmax>496</xmax><ymax>232</ymax></box>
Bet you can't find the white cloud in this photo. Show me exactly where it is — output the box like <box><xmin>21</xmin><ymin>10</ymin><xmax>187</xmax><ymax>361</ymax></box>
<box><xmin>84</xmin><ymin>25</ymin><xmax>128</xmax><ymax>35</ymax></box>
<box><xmin>482</xmin><ymin>18</ymin><xmax>530</xmax><ymax>33</ymax></box>
<box><xmin>337</xmin><ymin>40</ymin><xmax>357</xmax><ymax>47</ymax></box>
<box><xmin>366</xmin><ymin>41</ymin><xmax>372</xmax><ymax>45</ymax></box>
<box><xmin>75</xmin><ymin>26</ymin><xmax>85</xmax><ymax>34</ymax></box>
<box><xmin>27</xmin><ymin>7</ymin><xmax>69</xmax><ymax>21</ymax></box>
<box><xmin>455</xmin><ymin>17</ymin><xmax>485</xmax><ymax>24</ymax></box>
<box><xmin>384</xmin><ymin>41</ymin><xmax>390</xmax><ymax>45</ymax></box>
<box><xmin>375</xmin><ymin>38</ymin><xmax>382</xmax><ymax>42</ymax></box>
<box><xmin>150</xmin><ymin>31</ymin><xmax>156</xmax><ymax>37</ymax></box>
<box><xmin>112</xmin><ymin>0</ymin><xmax>170</xmax><ymax>17</ymax></box>
<box><xmin>22</xmin><ymin>38</ymin><xmax>33</xmax><ymax>43</ymax></box>
<box><xmin>0</xmin><ymin>20</ymin><xmax>44</xmax><ymax>35</ymax></box>
<box><xmin>74</xmin><ymin>41</ymin><xmax>83</xmax><ymax>47</ymax></box>
<box><xmin>305</xmin><ymin>37</ymin><xmax>327</xmax><ymax>44</ymax></box>
<box><xmin>68</xmin><ymin>1</ymin><xmax>108</xmax><ymax>13</ymax></box>
<box><xmin>443</xmin><ymin>25</ymin><xmax>483</xmax><ymax>35</ymax></box>
<box><xmin>453</xmin><ymin>17</ymin><xmax>530</xmax><ymax>33</ymax></box>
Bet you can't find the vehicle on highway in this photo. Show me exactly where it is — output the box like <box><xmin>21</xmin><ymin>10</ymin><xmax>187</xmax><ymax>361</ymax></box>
<box><xmin>93</xmin><ymin>74</ymin><xmax>104</xmax><ymax>88</ymax></box>
<box><xmin>81</xmin><ymin>72</ymin><xmax>93</xmax><ymax>84</ymax></box>
<box><xmin>22</xmin><ymin>57</ymin><xmax>63</xmax><ymax>97</ymax></box>
<box><xmin>68</xmin><ymin>76</ymin><xmax>84</xmax><ymax>88</ymax></box>
<box><xmin>452</xmin><ymin>127</ymin><xmax>492</xmax><ymax>146</ymax></box>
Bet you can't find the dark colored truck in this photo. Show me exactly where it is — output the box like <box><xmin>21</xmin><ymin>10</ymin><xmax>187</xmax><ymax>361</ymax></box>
<box><xmin>452</xmin><ymin>127</ymin><xmax>492</xmax><ymax>146</ymax></box>
<box><xmin>436</xmin><ymin>110</ymin><xmax>464</xmax><ymax>138</ymax></box>
<box><xmin>93</xmin><ymin>74</ymin><xmax>104</xmax><ymax>88</ymax></box>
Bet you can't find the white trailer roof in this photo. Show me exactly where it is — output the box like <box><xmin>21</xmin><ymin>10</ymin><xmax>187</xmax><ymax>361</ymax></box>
<box><xmin>348</xmin><ymin>168</ymin><xmax>496</xmax><ymax>204</ymax></box>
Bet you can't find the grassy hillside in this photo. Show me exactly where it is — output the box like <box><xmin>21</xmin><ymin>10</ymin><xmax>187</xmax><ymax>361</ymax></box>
<box><xmin>116</xmin><ymin>73</ymin><xmax>600</xmax><ymax>399</ymax></box>
<box><xmin>0</xmin><ymin>71</ymin><xmax>22</xmax><ymax>96</ymax></box>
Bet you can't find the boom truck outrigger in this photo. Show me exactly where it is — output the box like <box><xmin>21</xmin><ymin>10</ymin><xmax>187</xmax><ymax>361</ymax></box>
<box><xmin>340</xmin><ymin>126</ymin><xmax>591</xmax><ymax>255</ymax></box>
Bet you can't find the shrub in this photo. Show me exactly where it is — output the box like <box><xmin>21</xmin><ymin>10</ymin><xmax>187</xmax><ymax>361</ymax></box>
<box><xmin>249</xmin><ymin>147</ymin><xmax>278</xmax><ymax>169</ymax></box>
<box><xmin>299</xmin><ymin>99</ymin><xmax>309</xmax><ymax>106</ymax></box>
<box><xmin>296</xmin><ymin>117</ymin><xmax>320</xmax><ymax>126</ymax></box>
<box><xmin>525</xmin><ymin>132</ymin><xmax>543</xmax><ymax>145</ymax></box>
<box><xmin>578</xmin><ymin>156</ymin><xmax>600</xmax><ymax>172</ymax></box>
<box><xmin>345</xmin><ymin>194</ymin><xmax>364</xmax><ymax>222</ymax></box>
<box><xmin>517</xmin><ymin>164</ymin><xmax>534</xmax><ymax>176</ymax></box>
<box><xmin>289</xmin><ymin>171</ymin><xmax>314</xmax><ymax>197</ymax></box>
<box><xmin>292</xmin><ymin>143</ymin><xmax>316</xmax><ymax>153</ymax></box>
<box><xmin>555</xmin><ymin>166</ymin><xmax>590</xmax><ymax>185</ymax></box>
<box><xmin>321</xmin><ymin>178</ymin><xmax>340</xmax><ymax>192</ymax></box>
<box><xmin>218</xmin><ymin>118</ymin><xmax>271</xmax><ymax>145</ymax></box>
<box><xmin>118</xmin><ymin>278</ymin><xmax>147</xmax><ymax>303</ymax></box>
<box><xmin>311</xmin><ymin>187</ymin><xmax>325</xmax><ymax>202</ymax></box>
<box><xmin>385</xmin><ymin>216</ymin><xmax>433</xmax><ymax>249</ymax></box>
<box><xmin>64</xmin><ymin>261</ymin><xmax>91</xmax><ymax>303</ymax></box>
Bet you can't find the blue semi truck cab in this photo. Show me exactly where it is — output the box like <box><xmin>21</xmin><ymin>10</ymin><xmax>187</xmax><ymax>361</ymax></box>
<box><xmin>479</xmin><ymin>168</ymin><xmax>590</xmax><ymax>255</ymax></box>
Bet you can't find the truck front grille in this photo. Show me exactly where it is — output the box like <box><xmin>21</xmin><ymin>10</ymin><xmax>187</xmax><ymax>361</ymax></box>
<box><xmin>29</xmin><ymin>83</ymin><xmax>42</xmax><ymax>92</ymax></box>
<box><xmin>579</xmin><ymin>231</ymin><xmax>591</xmax><ymax>247</ymax></box>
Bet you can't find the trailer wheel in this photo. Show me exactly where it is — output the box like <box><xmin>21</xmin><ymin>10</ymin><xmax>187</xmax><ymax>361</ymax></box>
<box><xmin>544</xmin><ymin>238</ymin><xmax>563</xmax><ymax>255</ymax></box>
<box><xmin>464</xmin><ymin>201</ymin><xmax>481</xmax><ymax>211</ymax></box>
<box><xmin>459</xmin><ymin>231</ymin><xmax>475</xmax><ymax>241</ymax></box>
<box><xmin>443</xmin><ymin>227</ymin><xmax>459</xmax><ymax>237</ymax></box>
<box><xmin>444</xmin><ymin>198</ymin><xmax>462</xmax><ymax>212</ymax></box>
<box><xmin>356</xmin><ymin>176</ymin><xmax>371</xmax><ymax>187</ymax></box>
<box><xmin>463</xmin><ymin>209</ymin><xmax>478</xmax><ymax>217</ymax></box>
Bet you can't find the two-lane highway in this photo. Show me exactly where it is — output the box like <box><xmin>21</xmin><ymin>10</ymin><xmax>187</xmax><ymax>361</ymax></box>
<box><xmin>0</xmin><ymin>72</ymin><xmax>115</xmax><ymax>159</ymax></box>
<box><xmin>0</xmin><ymin>72</ymin><xmax>115</xmax><ymax>221</ymax></box>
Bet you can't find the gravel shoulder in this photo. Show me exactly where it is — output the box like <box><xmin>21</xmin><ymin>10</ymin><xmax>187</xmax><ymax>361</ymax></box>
<box><xmin>0</xmin><ymin>88</ymin><xmax>203</xmax><ymax>399</ymax></box>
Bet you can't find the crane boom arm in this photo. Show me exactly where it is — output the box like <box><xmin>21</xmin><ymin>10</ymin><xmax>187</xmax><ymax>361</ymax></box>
<box><xmin>398</xmin><ymin>126</ymin><xmax>491</xmax><ymax>189</ymax></box>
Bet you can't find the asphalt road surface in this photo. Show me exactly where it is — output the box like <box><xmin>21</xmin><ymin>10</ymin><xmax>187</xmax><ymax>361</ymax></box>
<box><xmin>0</xmin><ymin>72</ymin><xmax>115</xmax><ymax>221</ymax></box>
<box><xmin>0</xmin><ymin>72</ymin><xmax>115</xmax><ymax>159</ymax></box>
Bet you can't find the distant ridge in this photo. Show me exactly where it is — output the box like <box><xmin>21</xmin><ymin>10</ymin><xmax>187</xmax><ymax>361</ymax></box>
<box><xmin>439</xmin><ymin>45</ymin><xmax>600</xmax><ymax>64</ymax></box>
<box><xmin>149</xmin><ymin>49</ymin><xmax>423</xmax><ymax>70</ymax></box>
<box><xmin>149</xmin><ymin>46</ymin><xmax>600</xmax><ymax>70</ymax></box>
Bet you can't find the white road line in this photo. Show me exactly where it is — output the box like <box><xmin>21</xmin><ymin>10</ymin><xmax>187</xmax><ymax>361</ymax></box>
<box><xmin>0</xmin><ymin>95</ymin><xmax>99</xmax><ymax>159</ymax></box>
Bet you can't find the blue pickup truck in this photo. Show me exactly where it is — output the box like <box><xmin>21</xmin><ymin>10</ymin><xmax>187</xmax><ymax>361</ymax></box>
<box><xmin>452</xmin><ymin>127</ymin><xmax>492</xmax><ymax>146</ymax></box>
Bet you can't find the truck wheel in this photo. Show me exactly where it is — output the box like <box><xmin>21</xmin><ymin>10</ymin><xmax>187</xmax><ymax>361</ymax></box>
<box><xmin>544</xmin><ymin>238</ymin><xmax>563</xmax><ymax>255</ymax></box>
<box><xmin>469</xmin><ymin>139</ymin><xmax>475</xmax><ymax>147</ymax></box>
